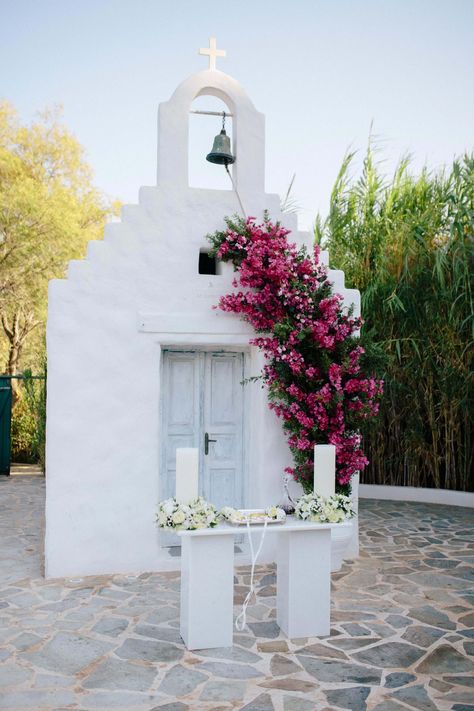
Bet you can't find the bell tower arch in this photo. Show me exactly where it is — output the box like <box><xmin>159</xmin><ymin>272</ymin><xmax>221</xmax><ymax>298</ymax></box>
<box><xmin>188</xmin><ymin>95</ymin><xmax>234</xmax><ymax>191</ymax></box>
<box><xmin>157</xmin><ymin>70</ymin><xmax>265</xmax><ymax>198</ymax></box>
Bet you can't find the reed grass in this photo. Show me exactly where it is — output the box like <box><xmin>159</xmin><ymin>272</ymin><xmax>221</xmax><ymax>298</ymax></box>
<box><xmin>315</xmin><ymin>148</ymin><xmax>473</xmax><ymax>491</ymax></box>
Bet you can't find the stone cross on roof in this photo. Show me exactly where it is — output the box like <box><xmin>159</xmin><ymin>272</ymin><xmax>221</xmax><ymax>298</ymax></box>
<box><xmin>199</xmin><ymin>37</ymin><xmax>226</xmax><ymax>71</ymax></box>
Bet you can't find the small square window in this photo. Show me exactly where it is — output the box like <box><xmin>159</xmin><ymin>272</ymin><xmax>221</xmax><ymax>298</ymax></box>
<box><xmin>199</xmin><ymin>251</ymin><xmax>217</xmax><ymax>275</ymax></box>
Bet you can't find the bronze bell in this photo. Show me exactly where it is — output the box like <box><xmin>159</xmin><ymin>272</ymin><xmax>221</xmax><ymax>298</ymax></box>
<box><xmin>206</xmin><ymin>128</ymin><xmax>235</xmax><ymax>165</ymax></box>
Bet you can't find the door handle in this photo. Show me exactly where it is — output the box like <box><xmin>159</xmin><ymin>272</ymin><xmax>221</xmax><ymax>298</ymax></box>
<box><xmin>204</xmin><ymin>432</ymin><xmax>217</xmax><ymax>455</ymax></box>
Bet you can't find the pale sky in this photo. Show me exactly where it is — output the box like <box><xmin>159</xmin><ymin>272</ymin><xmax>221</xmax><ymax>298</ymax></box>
<box><xmin>1</xmin><ymin>0</ymin><xmax>473</xmax><ymax>231</ymax></box>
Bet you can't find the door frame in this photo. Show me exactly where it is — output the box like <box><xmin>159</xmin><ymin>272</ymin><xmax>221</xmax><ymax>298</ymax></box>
<box><xmin>158</xmin><ymin>345</ymin><xmax>250</xmax><ymax>514</ymax></box>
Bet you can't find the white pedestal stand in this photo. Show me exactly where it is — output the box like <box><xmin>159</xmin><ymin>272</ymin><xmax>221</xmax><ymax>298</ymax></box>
<box><xmin>277</xmin><ymin>527</ymin><xmax>331</xmax><ymax>638</ymax></box>
<box><xmin>178</xmin><ymin>519</ymin><xmax>351</xmax><ymax>650</ymax></box>
<box><xmin>180</xmin><ymin>533</ymin><xmax>234</xmax><ymax>649</ymax></box>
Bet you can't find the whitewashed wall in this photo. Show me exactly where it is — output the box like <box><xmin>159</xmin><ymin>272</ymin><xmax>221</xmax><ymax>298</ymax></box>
<box><xmin>45</xmin><ymin>69</ymin><xmax>360</xmax><ymax>578</ymax></box>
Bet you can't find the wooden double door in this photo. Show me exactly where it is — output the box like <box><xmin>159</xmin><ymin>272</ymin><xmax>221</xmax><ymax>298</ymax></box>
<box><xmin>160</xmin><ymin>350</ymin><xmax>245</xmax><ymax>543</ymax></box>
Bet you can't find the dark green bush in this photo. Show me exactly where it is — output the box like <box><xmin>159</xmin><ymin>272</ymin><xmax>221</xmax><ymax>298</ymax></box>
<box><xmin>11</xmin><ymin>370</ymin><xmax>46</xmax><ymax>469</ymax></box>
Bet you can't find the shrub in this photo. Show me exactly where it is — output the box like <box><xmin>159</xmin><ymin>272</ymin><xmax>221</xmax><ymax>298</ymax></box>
<box><xmin>11</xmin><ymin>370</ymin><xmax>46</xmax><ymax>468</ymax></box>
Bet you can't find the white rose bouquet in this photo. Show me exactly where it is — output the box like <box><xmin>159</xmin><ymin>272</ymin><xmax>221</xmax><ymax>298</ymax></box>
<box><xmin>156</xmin><ymin>497</ymin><xmax>219</xmax><ymax>531</ymax></box>
<box><xmin>322</xmin><ymin>493</ymin><xmax>355</xmax><ymax>522</ymax></box>
<box><xmin>294</xmin><ymin>493</ymin><xmax>325</xmax><ymax>522</ymax></box>
<box><xmin>295</xmin><ymin>493</ymin><xmax>355</xmax><ymax>523</ymax></box>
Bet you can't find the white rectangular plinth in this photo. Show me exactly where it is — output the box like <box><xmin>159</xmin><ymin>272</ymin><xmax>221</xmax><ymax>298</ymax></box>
<box><xmin>277</xmin><ymin>527</ymin><xmax>331</xmax><ymax>638</ymax></box>
<box><xmin>180</xmin><ymin>533</ymin><xmax>234</xmax><ymax>649</ymax></box>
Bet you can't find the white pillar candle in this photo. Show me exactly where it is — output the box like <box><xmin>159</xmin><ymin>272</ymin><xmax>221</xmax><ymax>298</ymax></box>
<box><xmin>175</xmin><ymin>448</ymin><xmax>199</xmax><ymax>503</ymax></box>
<box><xmin>313</xmin><ymin>445</ymin><xmax>336</xmax><ymax>499</ymax></box>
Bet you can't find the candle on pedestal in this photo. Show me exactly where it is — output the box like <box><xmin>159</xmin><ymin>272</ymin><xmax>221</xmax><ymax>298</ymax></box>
<box><xmin>313</xmin><ymin>445</ymin><xmax>336</xmax><ymax>498</ymax></box>
<box><xmin>175</xmin><ymin>448</ymin><xmax>199</xmax><ymax>503</ymax></box>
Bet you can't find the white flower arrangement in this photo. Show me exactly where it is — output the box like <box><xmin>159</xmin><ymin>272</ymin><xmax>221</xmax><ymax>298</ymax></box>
<box><xmin>220</xmin><ymin>506</ymin><xmax>286</xmax><ymax>524</ymax></box>
<box><xmin>220</xmin><ymin>506</ymin><xmax>238</xmax><ymax>521</ymax></box>
<box><xmin>294</xmin><ymin>493</ymin><xmax>325</xmax><ymax>521</ymax></box>
<box><xmin>295</xmin><ymin>493</ymin><xmax>355</xmax><ymax>524</ymax></box>
<box><xmin>156</xmin><ymin>497</ymin><xmax>219</xmax><ymax>531</ymax></box>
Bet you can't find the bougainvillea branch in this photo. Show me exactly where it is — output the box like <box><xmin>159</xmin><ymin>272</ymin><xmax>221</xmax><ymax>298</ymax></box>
<box><xmin>207</xmin><ymin>215</ymin><xmax>383</xmax><ymax>495</ymax></box>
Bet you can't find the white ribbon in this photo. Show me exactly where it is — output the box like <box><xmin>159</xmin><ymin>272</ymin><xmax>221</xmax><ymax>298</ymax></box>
<box><xmin>235</xmin><ymin>518</ymin><xmax>268</xmax><ymax>631</ymax></box>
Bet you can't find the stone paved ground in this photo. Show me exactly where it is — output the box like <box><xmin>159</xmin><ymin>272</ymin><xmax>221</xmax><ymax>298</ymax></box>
<box><xmin>0</xmin><ymin>476</ymin><xmax>473</xmax><ymax>711</ymax></box>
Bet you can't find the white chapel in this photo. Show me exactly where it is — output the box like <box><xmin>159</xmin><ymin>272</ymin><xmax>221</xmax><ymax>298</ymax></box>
<box><xmin>45</xmin><ymin>40</ymin><xmax>360</xmax><ymax>578</ymax></box>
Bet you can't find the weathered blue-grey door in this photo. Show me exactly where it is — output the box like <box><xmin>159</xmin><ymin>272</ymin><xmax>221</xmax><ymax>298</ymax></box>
<box><xmin>161</xmin><ymin>350</ymin><xmax>245</xmax><ymax>545</ymax></box>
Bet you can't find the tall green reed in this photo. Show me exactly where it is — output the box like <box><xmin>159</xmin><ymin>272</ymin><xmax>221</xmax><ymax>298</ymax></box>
<box><xmin>316</xmin><ymin>148</ymin><xmax>473</xmax><ymax>491</ymax></box>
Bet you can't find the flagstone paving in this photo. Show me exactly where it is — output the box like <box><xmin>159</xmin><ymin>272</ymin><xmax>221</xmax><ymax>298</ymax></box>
<box><xmin>0</xmin><ymin>476</ymin><xmax>473</xmax><ymax>711</ymax></box>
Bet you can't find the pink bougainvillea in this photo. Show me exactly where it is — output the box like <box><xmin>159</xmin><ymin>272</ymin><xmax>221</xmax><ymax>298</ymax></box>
<box><xmin>207</xmin><ymin>215</ymin><xmax>383</xmax><ymax>494</ymax></box>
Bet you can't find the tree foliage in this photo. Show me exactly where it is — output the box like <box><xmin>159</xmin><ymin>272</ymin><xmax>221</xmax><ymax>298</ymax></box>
<box><xmin>0</xmin><ymin>101</ymin><xmax>118</xmax><ymax>376</ymax></box>
<box><xmin>316</xmin><ymin>147</ymin><xmax>474</xmax><ymax>491</ymax></box>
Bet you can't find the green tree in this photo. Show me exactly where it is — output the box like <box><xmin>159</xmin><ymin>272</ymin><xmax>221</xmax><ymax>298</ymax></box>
<box><xmin>0</xmin><ymin>101</ymin><xmax>119</xmax><ymax>379</ymax></box>
<box><xmin>316</xmin><ymin>147</ymin><xmax>473</xmax><ymax>491</ymax></box>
